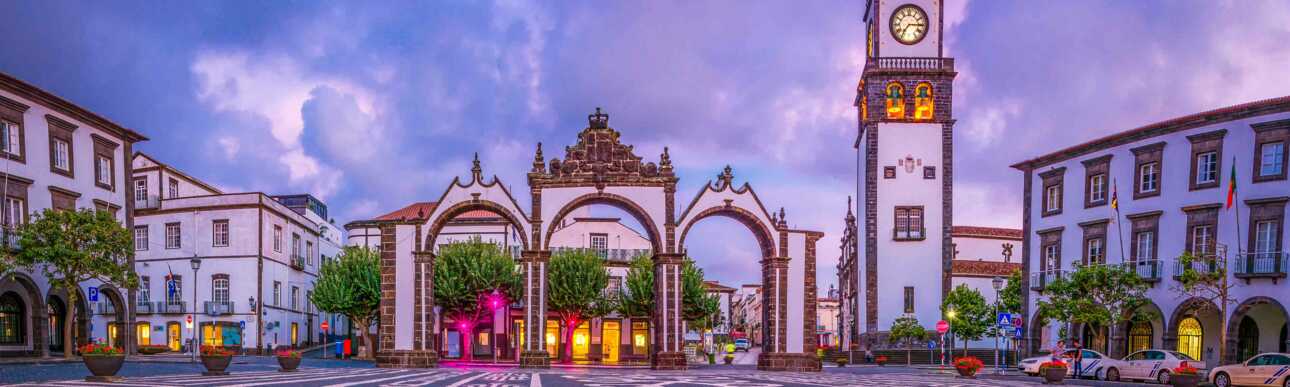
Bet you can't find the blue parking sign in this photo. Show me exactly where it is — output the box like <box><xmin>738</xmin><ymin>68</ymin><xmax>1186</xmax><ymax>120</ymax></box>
<box><xmin>88</xmin><ymin>287</ymin><xmax>99</xmax><ymax>302</ymax></box>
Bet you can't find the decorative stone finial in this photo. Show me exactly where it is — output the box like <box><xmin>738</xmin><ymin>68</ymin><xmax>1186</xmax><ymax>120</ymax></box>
<box><xmin>532</xmin><ymin>142</ymin><xmax>545</xmax><ymax>173</ymax></box>
<box><xmin>589</xmin><ymin>107</ymin><xmax>609</xmax><ymax>129</ymax></box>
<box><xmin>716</xmin><ymin>165</ymin><xmax>734</xmax><ymax>188</ymax></box>
<box><xmin>471</xmin><ymin>152</ymin><xmax>483</xmax><ymax>181</ymax></box>
<box><xmin>845</xmin><ymin>196</ymin><xmax>854</xmax><ymax>220</ymax></box>
<box><xmin>777</xmin><ymin>207</ymin><xmax>788</xmax><ymax>228</ymax></box>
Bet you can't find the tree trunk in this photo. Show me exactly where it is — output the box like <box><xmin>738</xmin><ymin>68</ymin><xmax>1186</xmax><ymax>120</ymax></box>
<box><xmin>64</xmin><ymin>286</ymin><xmax>76</xmax><ymax>360</ymax></box>
<box><xmin>906</xmin><ymin>340</ymin><xmax>911</xmax><ymax>366</ymax></box>
<box><xmin>963</xmin><ymin>337</ymin><xmax>969</xmax><ymax>357</ymax></box>
<box><xmin>461</xmin><ymin>322</ymin><xmax>474</xmax><ymax>362</ymax></box>
<box><xmin>563</xmin><ymin>322</ymin><xmax>575</xmax><ymax>364</ymax></box>
<box><xmin>357</xmin><ymin>317</ymin><xmax>375</xmax><ymax>361</ymax></box>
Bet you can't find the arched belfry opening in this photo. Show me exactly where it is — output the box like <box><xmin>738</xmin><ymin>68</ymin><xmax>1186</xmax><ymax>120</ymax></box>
<box><xmin>374</xmin><ymin>108</ymin><xmax>822</xmax><ymax>371</ymax></box>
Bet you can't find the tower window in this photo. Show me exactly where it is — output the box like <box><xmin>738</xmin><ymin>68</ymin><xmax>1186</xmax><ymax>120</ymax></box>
<box><xmin>885</xmin><ymin>83</ymin><xmax>905</xmax><ymax>119</ymax></box>
<box><xmin>914</xmin><ymin>83</ymin><xmax>933</xmax><ymax>120</ymax></box>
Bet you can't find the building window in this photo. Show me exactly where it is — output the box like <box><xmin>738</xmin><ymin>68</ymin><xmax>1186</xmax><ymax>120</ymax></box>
<box><xmin>212</xmin><ymin>220</ymin><xmax>229</xmax><ymax>247</ymax></box>
<box><xmin>1177</xmin><ymin>317</ymin><xmax>1203</xmax><ymax>361</ymax></box>
<box><xmin>273</xmin><ymin>225</ymin><xmax>283</xmax><ymax>252</ymax></box>
<box><xmin>1195</xmin><ymin>151</ymin><xmax>1218</xmax><ymax>186</ymax></box>
<box><xmin>1138</xmin><ymin>162</ymin><xmax>1159</xmax><ymax>193</ymax></box>
<box><xmin>1</xmin><ymin>120</ymin><xmax>23</xmax><ymax>159</ymax></box>
<box><xmin>1260</xmin><ymin>142</ymin><xmax>1285</xmax><ymax>177</ymax></box>
<box><xmin>913</xmin><ymin>83</ymin><xmax>933</xmax><ymax>120</ymax></box>
<box><xmin>885</xmin><ymin>83</ymin><xmax>905</xmax><ymax>119</ymax></box>
<box><xmin>1045</xmin><ymin>185</ymin><xmax>1061</xmax><ymax>213</ymax></box>
<box><xmin>923</xmin><ymin>166</ymin><xmax>936</xmax><ymax>179</ymax></box>
<box><xmin>212</xmin><ymin>276</ymin><xmax>229</xmax><ymax>304</ymax></box>
<box><xmin>1254</xmin><ymin>220</ymin><xmax>1278</xmax><ymax>255</ymax></box>
<box><xmin>1189</xmin><ymin>225</ymin><xmax>1214</xmax><ymax>256</ymax></box>
<box><xmin>893</xmin><ymin>206</ymin><xmax>924</xmax><ymax>240</ymax></box>
<box><xmin>607</xmin><ymin>276</ymin><xmax>622</xmax><ymax>295</ymax></box>
<box><xmin>165</xmin><ymin>275</ymin><xmax>182</xmax><ymax>305</ymax></box>
<box><xmin>1134</xmin><ymin>231</ymin><xmax>1155</xmax><ymax>261</ymax></box>
<box><xmin>1040</xmin><ymin>167</ymin><xmax>1065</xmax><ymax>216</ymax></box>
<box><xmin>306</xmin><ymin>241</ymin><xmax>314</xmax><ymax>265</ymax></box>
<box><xmin>903</xmin><ymin>287</ymin><xmax>914</xmax><ymax>313</ymax></box>
<box><xmin>1088</xmin><ymin>173</ymin><xmax>1106</xmax><ymax>203</ymax></box>
<box><xmin>290</xmin><ymin>286</ymin><xmax>299</xmax><ymax>310</ymax></box>
<box><xmin>1085</xmin><ymin>237</ymin><xmax>1105</xmax><ymax>265</ymax></box>
<box><xmin>139</xmin><ymin>277</ymin><xmax>150</xmax><ymax>304</ymax></box>
<box><xmin>165</xmin><ymin>222</ymin><xmax>181</xmax><ymax>249</ymax></box>
<box><xmin>95</xmin><ymin>155</ymin><xmax>113</xmax><ymax>188</ymax></box>
<box><xmin>3</xmin><ymin>197</ymin><xmax>25</xmax><ymax>228</ymax></box>
<box><xmin>0</xmin><ymin>292</ymin><xmax>25</xmax><ymax>345</ymax></box>
<box><xmin>168</xmin><ymin>178</ymin><xmax>179</xmax><ymax>199</ymax></box>
<box><xmin>134</xmin><ymin>179</ymin><xmax>147</xmax><ymax>202</ymax></box>
<box><xmin>273</xmin><ymin>282</ymin><xmax>281</xmax><ymax>306</ymax></box>
<box><xmin>884</xmin><ymin>166</ymin><xmax>897</xmax><ymax>179</ymax></box>
<box><xmin>52</xmin><ymin>139</ymin><xmax>70</xmax><ymax>173</ymax></box>
<box><xmin>1043</xmin><ymin>244</ymin><xmax>1059</xmax><ymax>271</ymax></box>
<box><xmin>134</xmin><ymin>225</ymin><xmax>148</xmax><ymax>251</ymax></box>
<box><xmin>590</xmin><ymin>233</ymin><xmax>608</xmax><ymax>258</ymax></box>
<box><xmin>292</xmin><ymin>233</ymin><xmax>301</xmax><ymax>260</ymax></box>
<box><xmin>1128</xmin><ymin>321</ymin><xmax>1152</xmax><ymax>353</ymax></box>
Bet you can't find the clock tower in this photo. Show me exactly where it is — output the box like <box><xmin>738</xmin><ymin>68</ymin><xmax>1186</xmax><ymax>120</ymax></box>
<box><xmin>850</xmin><ymin>0</ymin><xmax>956</xmax><ymax>349</ymax></box>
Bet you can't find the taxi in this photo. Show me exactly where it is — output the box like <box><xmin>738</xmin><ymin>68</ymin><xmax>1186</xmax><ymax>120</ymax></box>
<box><xmin>1017</xmin><ymin>349</ymin><xmax>1125</xmax><ymax>380</ymax></box>
<box><xmin>1209</xmin><ymin>353</ymin><xmax>1290</xmax><ymax>387</ymax></box>
<box><xmin>1110</xmin><ymin>349</ymin><xmax>1206</xmax><ymax>384</ymax></box>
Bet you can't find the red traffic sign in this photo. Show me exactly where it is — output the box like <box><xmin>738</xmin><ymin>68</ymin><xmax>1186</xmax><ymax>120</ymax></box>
<box><xmin>936</xmin><ymin>320</ymin><xmax>949</xmax><ymax>334</ymax></box>
<box><xmin>321</xmin><ymin>321</ymin><xmax>330</xmax><ymax>331</ymax></box>
<box><xmin>1014</xmin><ymin>316</ymin><xmax>1024</xmax><ymax>327</ymax></box>
<box><xmin>186</xmin><ymin>315</ymin><xmax>193</xmax><ymax>324</ymax></box>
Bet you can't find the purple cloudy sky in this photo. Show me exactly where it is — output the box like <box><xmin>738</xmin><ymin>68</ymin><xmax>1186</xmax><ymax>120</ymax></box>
<box><xmin>1</xmin><ymin>1</ymin><xmax>1287</xmax><ymax>292</ymax></box>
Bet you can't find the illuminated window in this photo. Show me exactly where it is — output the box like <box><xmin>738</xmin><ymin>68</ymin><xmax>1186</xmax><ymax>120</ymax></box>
<box><xmin>1127</xmin><ymin>321</ymin><xmax>1151</xmax><ymax>353</ymax></box>
<box><xmin>914</xmin><ymin>83</ymin><xmax>933</xmax><ymax>120</ymax></box>
<box><xmin>885</xmin><ymin>83</ymin><xmax>905</xmax><ymax>119</ymax></box>
<box><xmin>1177</xmin><ymin>317</ymin><xmax>1203</xmax><ymax>361</ymax></box>
<box><xmin>136</xmin><ymin>322</ymin><xmax>151</xmax><ymax>346</ymax></box>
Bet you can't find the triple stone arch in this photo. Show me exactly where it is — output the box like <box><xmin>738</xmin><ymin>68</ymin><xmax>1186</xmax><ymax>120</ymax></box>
<box><xmin>392</xmin><ymin>115</ymin><xmax>819</xmax><ymax>370</ymax></box>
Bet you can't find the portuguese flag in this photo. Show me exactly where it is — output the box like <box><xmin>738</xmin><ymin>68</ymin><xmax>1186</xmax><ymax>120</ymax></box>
<box><xmin>1225</xmin><ymin>160</ymin><xmax>1237</xmax><ymax>209</ymax></box>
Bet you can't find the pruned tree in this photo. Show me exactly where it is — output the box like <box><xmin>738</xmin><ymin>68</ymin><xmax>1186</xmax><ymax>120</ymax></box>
<box><xmin>1173</xmin><ymin>251</ymin><xmax>1238</xmax><ymax>364</ymax></box>
<box><xmin>617</xmin><ymin>253</ymin><xmax>654</xmax><ymax>319</ymax></box>
<box><xmin>15</xmin><ymin>208</ymin><xmax>135</xmax><ymax>359</ymax></box>
<box><xmin>941</xmin><ymin>284</ymin><xmax>991</xmax><ymax>355</ymax></box>
<box><xmin>311</xmin><ymin>246</ymin><xmax>382</xmax><ymax>359</ymax></box>
<box><xmin>681</xmin><ymin>259</ymin><xmax>721</xmax><ymax>353</ymax></box>
<box><xmin>889</xmin><ymin>314</ymin><xmax>926</xmax><ymax>365</ymax></box>
<box><xmin>999</xmin><ymin>269</ymin><xmax>1024</xmax><ymax>316</ymax></box>
<box><xmin>547</xmin><ymin>249</ymin><xmax>616</xmax><ymax>363</ymax></box>
<box><xmin>1038</xmin><ymin>263</ymin><xmax>1147</xmax><ymax>353</ymax></box>
<box><xmin>433</xmin><ymin>239</ymin><xmax>522</xmax><ymax>362</ymax></box>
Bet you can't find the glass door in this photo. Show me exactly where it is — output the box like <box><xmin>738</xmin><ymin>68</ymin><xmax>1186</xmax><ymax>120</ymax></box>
<box><xmin>602</xmin><ymin>321</ymin><xmax>620</xmax><ymax>363</ymax></box>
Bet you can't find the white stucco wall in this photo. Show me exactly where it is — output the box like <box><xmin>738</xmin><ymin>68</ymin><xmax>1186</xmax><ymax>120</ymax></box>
<box><xmin>874</xmin><ymin>121</ymin><xmax>945</xmax><ymax>332</ymax></box>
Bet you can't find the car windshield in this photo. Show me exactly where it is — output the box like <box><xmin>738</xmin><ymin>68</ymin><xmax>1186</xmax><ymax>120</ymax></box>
<box><xmin>1170</xmin><ymin>351</ymin><xmax>1195</xmax><ymax>361</ymax></box>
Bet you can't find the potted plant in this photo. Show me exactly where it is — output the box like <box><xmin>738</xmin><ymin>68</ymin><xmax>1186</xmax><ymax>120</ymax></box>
<box><xmin>1039</xmin><ymin>360</ymin><xmax>1068</xmax><ymax>384</ymax></box>
<box><xmin>276</xmin><ymin>349</ymin><xmax>302</xmax><ymax>372</ymax></box>
<box><xmin>875</xmin><ymin>355</ymin><xmax>888</xmax><ymax>366</ymax></box>
<box><xmin>954</xmin><ymin>356</ymin><xmax>984</xmax><ymax>378</ymax></box>
<box><xmin>1170</xmin><ymin>363</ymin><xmax>1200</xmax><ymax>387</ymax></box>
<box><xmin>137</xmin><ymin>344</ymin><xmax>169</xmax><ymax>355</ymax></box>
<box><xmin>80</xmin><ymin>342</ymin><xmax>125</xmax><ymax>382</ymax></box>
<box><xmin>723</xmin><ymin>353</ymin><xmax>734</xmax><ymax>365</ymax></box>
<box><xmin>200</xmin><ymin>345</ymin><xmax>234</xmax><ymax>376</ymax></box>
<box><xmin>834</xmin><ymin>356</ymin><xmax>848</xmax><ymax>368</ymax></box>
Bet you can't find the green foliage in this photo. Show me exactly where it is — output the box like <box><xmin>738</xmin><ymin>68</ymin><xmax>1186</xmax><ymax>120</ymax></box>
<box><xmin>311</xmin><ymin>246</ymin><xmax>382</xmax><ymax>359</ymax></box>
<box><xmin>681</xmin><ymin>259</ymin><xmax>721</xmax><ymax>331</ymax></box>
<box><xmin>14</xmin><ymin>208</ymin><xmax>135</xmax><ymax>359</ymax></box>
<box><xmin>1172</xmin><ymin>251</ymin><xmax>1237</xmax><ymax>364</ymax></box>
<box><xmin>434</xmin><ymin>239</ymin><xmax>523</xmax><ymax>322</ymax></box>
<box><xmin>888</xmin><ymin>314</ymin><xmax>926</xmax><ymax>344</ymax></box>
<box><xmin>618</xmin><ymin>253</ymin><xmax>654</xmax><ymax>318</ymax></box>
<box><xmin>941</xmin><ymin>284</ymin><xmax>991</xmax><ymax>343</ymax></box>
<box><xmin>1037</xmin><ymin>263</ymin><xmax>1147</xmax><ymax>344</ymax></box>
<box><xmin>547</xmin><ymin>249</ymin><xmax>616</xmax><ymax>323</ymax></box>
<box><xmin>998</xmin><ymin>269</ymin><xmax>1024</xmax><ymax>315</ymax></box>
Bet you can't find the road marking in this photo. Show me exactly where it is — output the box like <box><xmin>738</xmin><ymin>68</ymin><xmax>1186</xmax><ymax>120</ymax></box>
<box><xmin>444</xmin><ymin>372</ymin><xmax>488</xmax><ymax>387</ymax></box>
<box><xmin>327</xmin><ymin>370</ymin><xmax>442</xmax><ymax>387</ymax></box>
<box><xmin>530</xmin><ymin>372</ymin><xmax>541</xmax><ymax>387</ymax></box>
<box><xmin>232</xmin><ymin>369</ymin><xmax>411</xmax><ymax>386</ymax></box>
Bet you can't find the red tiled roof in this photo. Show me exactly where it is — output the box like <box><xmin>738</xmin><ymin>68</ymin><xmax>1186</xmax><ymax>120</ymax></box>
<box><xmin>951</xmin><ymin>260</ymin><xmax>1022</xmax><ymax>277</ymax></box>
<box><xmin>1012</xmin><ymin>96</ymin><xmax>1290</xmax><ymax>170</ymax></box>
<box><xmin>455</xmin><ymin>209</ymin><xmax>502</xmax><ymax>219</ymax></box>
<box><xmin>952</xmin><ymin>226</ymin><xmax>1023</xmax><ymax>240</ymax></box>
<box><xmin>375</xmin><ymin>202</ymin><xmax>438</xmax><ymax>222</ymax></box>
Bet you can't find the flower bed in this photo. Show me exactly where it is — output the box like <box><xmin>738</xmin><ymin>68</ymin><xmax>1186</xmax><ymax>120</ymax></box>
<box><xmin>875</xmin><ymin>355</ymin><xmax>888</xmax><ymax>366</ymax></box>
<box><xmin>1170</xmin><ymin>363</ymin><xmax>1200</xmax><ymax>387</ymax></box>
<box><xmin>200</xmin><ymin>345</ymin><xmax>234</xmax><ymax>376</ymax></box>
<box><xmin>137</xmin><ymin>344</ymin><xmax>169</xmax><ymax>355</ymax></box>
<box><xmin>1039</xmin><ymin>360</ymin><xmax>1068</xmax><ymax>384</ymax></box>
<box><xmin>276</xmin><ymin>349</ymin><xmax>302</xmax><ymax>372</ymax></box>
<box><xmin>80</xmin><ymin>342</ymin><xmax>125</xmax><ymax>382</ymax></box>
<box><xmin>954</xmin><ymin>356</ymin><xmax>984</xmax><ymax>378</ymax></box>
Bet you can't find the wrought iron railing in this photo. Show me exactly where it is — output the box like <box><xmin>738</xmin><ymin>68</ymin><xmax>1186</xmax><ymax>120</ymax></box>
<box><xmin>892</xmin><ymin>226</ymin><xmax>926</xmax><ymax>241</ymax></box>
<box><xmin>290</xmin><ymin>255</ymin><xmax>305</xmax><ymax>270</ymax></box>
<box><xmin>204</xmin><ymin>301</ymin><xmax>234</xmax><ymax>316</ymax></box>
<box><xmin>1029</xmin><ymin>269</ymin><xmax>1066</xmax><ymax>290</ymax></box>
<box><xmin>96</xmin><ymin>302</ymin><xmax>116</xmax><ymax>315</ymax></box>
<box><xmin>135</xmin><ymin>301</ymin><xmax>153</xmax><ymax>314</ymax></box>
<box><xmin>156</xmin><ymin>301</ymin><xmax>187</xmax><ymax>314</ymax></box>
<box><xmin>1235</xmin><ymin>251</ymin><xmax>1288</xmax><ymax>277</ymax></box>
<box><xmin>1126</xmin><ymin>259</ymin><xmax>1163</xmax><ymax>281</ymax></box>
<box><xmin>866</xmin><ymin>57</ymin><xmax>955</xmax><ymax>71</ymax></box>
<box><xmin>551</xmin><ymin>247</ymin><xmax>651</xmax><ymax>262</ymax></box>
<box><xmin>134</xmin><ymin>195</ymin><xmax>161</xmax><ymax>210</ymax></box>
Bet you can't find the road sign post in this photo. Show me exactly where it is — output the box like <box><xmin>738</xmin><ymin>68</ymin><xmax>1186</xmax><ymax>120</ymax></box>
<box><xmin>936</xmin><ymin>320</ymin><xmax>949</xmax><ymax>367</ymax></box>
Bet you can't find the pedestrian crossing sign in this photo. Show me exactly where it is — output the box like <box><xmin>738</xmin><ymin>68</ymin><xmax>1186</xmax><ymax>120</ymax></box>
<box><xmin>997</xmin><ymin>313</ymin><xmax>1013</xmax><ymax>327</ymax></box>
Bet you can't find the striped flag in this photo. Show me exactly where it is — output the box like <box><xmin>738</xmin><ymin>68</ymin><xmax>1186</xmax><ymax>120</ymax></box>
<box><xmin>1225</xmin><ymin>159</ymin><xmax>1237</xmax><ymax>209</ymax></box>
<box><xmin>1110</xmin><ymin>179</ymin><xmax>1119</xmax><ymax>211</ymax></box>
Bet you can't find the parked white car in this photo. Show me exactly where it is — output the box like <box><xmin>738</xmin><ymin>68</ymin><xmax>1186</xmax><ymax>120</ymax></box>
<box><xmin>1106</xmin><ymin>349</ymin><xmax>1206</xmax><ymax>384</ymax></box>
<box><xmin>1208</xmin><ymin>353</ymin><xmax>1290</xmax><ymax>387</ymax></box>
<box><xmin>1017</xmin><ymin>349</ymin><xmax>1125</xmax><ymax>380</ymax></box>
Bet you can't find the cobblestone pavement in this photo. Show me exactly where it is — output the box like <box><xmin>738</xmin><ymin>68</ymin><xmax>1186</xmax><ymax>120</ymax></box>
<box><xmin>1</xmin><ymin>361</ymin><xmax>1055</xmax><ymax>387</ymax></box>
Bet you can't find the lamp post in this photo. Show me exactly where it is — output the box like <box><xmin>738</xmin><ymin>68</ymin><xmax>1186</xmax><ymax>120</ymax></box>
<box><xmin>248</xmin><ymin>297</ymin><xmax>256</xmax><ymax>356</ymax></box>
<box><xmin>946</xmin><ymin>308</ymin><xmax>956</xmax><ymax>367</ymax></box>
<box><xmin>487</xmin><ymin>289</ymin><xmax>503</xmax><ymax>364</ymax></box>
<box><xmin>992</xmin><ymin>276</ymin><xmax>1004</xmax><ymax>374</ymax></box>
<box><xmin>190</xmin><ymin>257</ymin><xmax>202</xmax><ymax>363</ymax></box>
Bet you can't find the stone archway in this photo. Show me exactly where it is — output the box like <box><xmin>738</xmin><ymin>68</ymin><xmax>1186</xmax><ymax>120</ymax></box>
<box><xmin>0</xmin><ymin>272</ymin><xmax>44</xmax><ymax>357</ymax></box>
<box><xmin>543</xmin><ymin>192</ymin><xmax>662</xmax><ymax>253</ymax></box>
<box><xmin>1226</xmin><ymin>296</ymin><xmax>1288</xmax><ymax>364</ymax></box>
<box><xmin>1166</xmin><ymin>297</ymin><xmax>1222</xmax><ymax>365</ymax></box>
<box><xmin>96</xmin><ymin>286</ymin><xmax>129</xmax><ymax>351</ymax></box>
<box><xmin>1116</xmin><ymin>301</ymin><xmax>1165</xmax><ymax>357</ymax></box>
<box><xmin>45</xmin><ymin>286</ymin><xmax>90</xmax><ymax>356</ymax></box>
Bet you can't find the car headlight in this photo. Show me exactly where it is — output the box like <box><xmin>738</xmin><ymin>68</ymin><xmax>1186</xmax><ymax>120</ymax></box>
<box><xmin>1021</xmin><ymin>359</ymin><xmax>1037</xmax><ymax>364</ymax></box>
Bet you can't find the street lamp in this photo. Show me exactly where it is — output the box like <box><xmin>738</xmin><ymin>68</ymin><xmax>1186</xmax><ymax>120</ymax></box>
<box><xmin>487</xmin><ymin>289</ymin><xmax>504</xmax><ymax>364</ymax></box>
<box><xmin>992</xmin><ymin>276</ymin><xmax>1004</xmax><ymax>374</ymax></box>
<box><xmin>190</xmin><ymin>257</ymin><xmax>202</xmax><ymax>363</ymax></box>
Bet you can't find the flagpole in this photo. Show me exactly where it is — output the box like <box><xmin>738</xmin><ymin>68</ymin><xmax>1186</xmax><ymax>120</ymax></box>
<box><xmin>1231</xmin><ymin>156</ymin><xmax>1242</xmax><ymax>268</ymax></box>
<box><xmin>1113</xmin><ymin>179</ymin><xmax>1126</xmax><ymax>263</ymax></box>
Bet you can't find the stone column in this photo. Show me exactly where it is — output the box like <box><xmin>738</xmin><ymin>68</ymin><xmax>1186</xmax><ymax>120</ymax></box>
<box><xmin>757</xmin><ymin>256</ymin><xmax>791</xmax><ymax>370</ymax></box>
<box><xmin>651</xmin><ymin>253</ymin><xmax>686</xmax><ymax>370</ymax></box>
<box><xmin>411</xmin><ymin>250</ymin><xmax>439</xmax><ymax>367</ymax></box>
<box><xmin>519</xmin><ymin>250</ymin><xmax>551</xmax><ymax>368</ymax></box>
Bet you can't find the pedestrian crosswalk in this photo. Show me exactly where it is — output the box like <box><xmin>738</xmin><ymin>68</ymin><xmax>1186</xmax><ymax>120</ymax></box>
<box><xmin>5</xmin><ymin>366</ymin><xmax>1041</xmax><ymax>387</ymax></box>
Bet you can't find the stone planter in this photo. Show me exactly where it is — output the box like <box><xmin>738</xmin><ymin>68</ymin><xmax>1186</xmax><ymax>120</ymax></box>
<box><xmin>1170</xmin><ymin>373</ymin><xmax>1199</xmax><ymax>387</ymax></box>
<box><xmin>82</xmin><ymin>355</ymin><xmax>125</xmax><ymax>382</ymax></box>
<box><xmin>956</xmin><ymin>367</ymin><xmax>977</xmax><ymax>378</ymax></box>
<box><xmin>277</xmin><ymin>356</ymin><xmax>301</xmax><ymax>372</ymax></box>
<box><xmin>201</xmin><ymin>355</ymin><xmax>232</xmax><ymax>376</ymax></box>
<box><xmin>1042</xmin><ymin>367</ymin><xmax>1067</xmax><ymax>384</ymax></box>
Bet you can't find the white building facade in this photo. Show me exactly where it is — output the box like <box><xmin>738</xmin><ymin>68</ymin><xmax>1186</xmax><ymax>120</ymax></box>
<box><xmin>131</xmin><ymin>153</ymin><xmax>340</xmax><ymax>354</ymax></box>
<box><xmin>1013</xmin><ymin>97</ymin><xmax>1290</xmax><ymax>366</ymax></box>
<box><xmin>0</xmin><ymin>72</ymin><xmax>146</xmax><ymax>357</ymax></box>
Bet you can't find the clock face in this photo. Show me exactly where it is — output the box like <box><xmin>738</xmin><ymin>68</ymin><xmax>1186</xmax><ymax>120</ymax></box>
<box><xmin>890</xmin><ymin>4</ymin><xmax>928</xmax><ymax>45</ymax></box>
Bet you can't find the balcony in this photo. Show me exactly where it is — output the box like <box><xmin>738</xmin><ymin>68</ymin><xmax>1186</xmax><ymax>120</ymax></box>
<box><xmin>290</xmin><ymin>255</ymin><xmax>305</xmax><ymax>270</ymax></box>
<box><xmin>1126</xmin><ymin>259</ymin><xmax>1163</xmax><ymax>282</ymax></box>
<box><xmin>865</xmin><ymin>57</ymin><xmax>955</xmax><ymax>72</ymax></box>
<box><xmin>156</xmin><ymin>301</ymin><xmax>187</xmax><ymax>314</ymax></box>
<box><xmin>1173</xmin><ymin>256</ymin><xmax>1220</xmax><ymax>280</ymax></box>
<box><xmin>1029</xmin><ymin>269</ymin><xmax>1066</xmax><ymax>291</ymax></box>
<box><xmin>204</xmin><ymin>301</ymin><xmax>234</xmax><ymax>316</ymax></box>
<box><xmin>134</xmin><ymin>195</ymin><xmax>161</xmax><ymax>210</ymax></box>
<box><xmin>1235</xmin><ymin>252</ymin><xmax>1288</xmax><ymax>280</ymax></box>
<box><xmin>551</xmin><ymin>247</ymin><xmax>652</xmax><ymax>263</ymax></box>
<box><xmin>96</xmin><ymin>302</ymin><xmax>116</xmax><ymax>315</ymax></box>
<box><xmin>135</xmin><ymin>301</ymin><xmax>153</xmax><ymax>314</ymax></box>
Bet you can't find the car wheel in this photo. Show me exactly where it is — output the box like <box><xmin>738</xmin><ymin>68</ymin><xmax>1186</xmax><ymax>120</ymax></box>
<box><xmin>1213</xmin><ymin>372</ymin><xmax>1230</xmax><ymax>387</ymax></box>
<box><xmin>1156</xmin><ymin>370</ymin><xmax>1171</xmax><ymax>385</ymax></box>
<box><xmin>1105</xmin><ymin>367</ymin><xmax>1120</xmax><ymax>382</ymax></box>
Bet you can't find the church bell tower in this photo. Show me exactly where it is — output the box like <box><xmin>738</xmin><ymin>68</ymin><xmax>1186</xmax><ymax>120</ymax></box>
<box><xmin>854</xmin><ymin>0</ymin><xmax>956</xmax><ymax>346</ymax></box>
